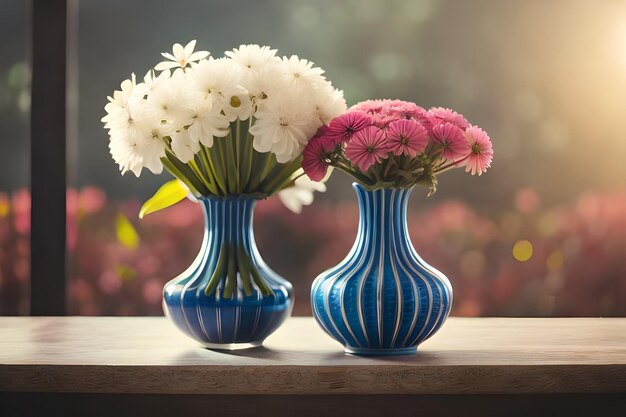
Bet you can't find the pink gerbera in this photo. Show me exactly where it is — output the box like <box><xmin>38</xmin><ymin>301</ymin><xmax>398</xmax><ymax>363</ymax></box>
<box><xmin>431</xmin><ymin>123</ymin><xmax>469</xmax><ymax>162</ymax></box>
<box><xmin>429</xmin><ymin>107</ymin><xmax>470</xmax><ymax>130</ymax></box>
<box><xmin>387</xmin><ymin>101</ymin><xmax>426</xmax><ymax>120</ymax></box>
<box><xmin>386</xmin><ymin>119</ymin><xmax>428</xmax><ymax>157</ymax></box>
<box><xmin>326</xmin><ymin>111</ymin><xmax>371</xmax><ymax>143</ymax></box>
<box><xmin>302</xmin><ymin>130</ymin><xmax>337</xmax><ymax>181</ymax></box>
<box><xmin>350</xmin><ymin>99</ymin><xmax>387</xmax><ymax>115</ymax></box>
<box><xmin>463</xmin><ymin>126</ymin><xmax>493</xmax><ymax>175</ymax></box>
<box><xmin>345</xmin><ymin>126</ymin><xmax>390</xmax><ymax>172</ymax></box>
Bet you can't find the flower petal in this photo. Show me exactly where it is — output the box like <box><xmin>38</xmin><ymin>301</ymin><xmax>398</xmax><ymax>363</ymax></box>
<box><xmin>161</xmin><ymin>52</ymin><xmax>176</xmax><ymax>61</ymax></box>
<box><xmin>172</xmin><ymin>43</ymin><xmax>184</xmax><ymax>59</ymax></box>
<box><xmin>184</xmin><ymin>40</ymin><xmax>197</xmax><ymax>57</ymax></box>
<box><xmin>188</xmin><ymin>51</ymin><xmax>210</xmax><ymax>62</ymax></box>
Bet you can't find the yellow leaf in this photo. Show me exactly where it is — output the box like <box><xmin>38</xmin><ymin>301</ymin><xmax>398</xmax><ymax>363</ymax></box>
<box><xmin>115</xmin><ymin>213</ymin><xmax>140</xmax><ymax>250</ymax></box>
<box><xmin>139</xmin><ymin>179</ymin><xmax>189</xmax><ymax>219</ymax></box>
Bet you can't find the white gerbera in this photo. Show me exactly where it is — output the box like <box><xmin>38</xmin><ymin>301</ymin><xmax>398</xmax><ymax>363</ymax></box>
<box><xmin>314</xmin><ymin>82</ymin><xmax>347</xmax><ymax>125</ymax></box>
<box><xmin>188</xmin><ymin>58</ymin><xmax>242</xmax><ymax>108</ymax></box>
<box><xmin>222</xmin><ymin>85</ymin><xmax>254</xmax><ymax>122</ymax></box>
<box><xmin>145</xmin><ymin>72</ymin><xmax>195</xmax><ymax>134</ymax></box>
<box><xmin>225</xmin><ymin>44</ymin><xmax>279</xmax><ymax>75</ymax></box>
<box><xmin>170</xmin><ymin>129</ymin><xmax>200</xmax><ymax>163</ymax></box>
<box><xmin>279</xmin><ymin>55</ymin><xmax>326</xmax><ymax>87</ymax></box>
<box><xmin>188</xmin><ymin>97</ymin><xmax>230</xmax><ymax>147</ymax></box>
<box><xmin>130</xmin><ymin>115</ymin><xmax>169</xmax><ymax>173</ymax></box>
<box><xmin>107</xmin><ymin>112</ymin><xmax>166</xmax><ymax>177</ymax></box>
<box><xmin>246</xmin><ymin>66</ymin><xmax>290</xmax><ymax>103</ymax></box>
<box><xmin>143</xmin><ymin>69</ymin><xmax>171</xmax><ymax>94</ymax></box>
<box><xmin>250</xmin><ymin>93</ymin><xmax>319</xmax><ymax>163</ymax></box>
<box><xmin>109</xmin><ymin>134</ymin><xmax>145</xmax><ymax>177</ymax></box>
<box><xmin>278</xmin><ymin>170</ymin><xmax>327</xmax><ymax>213</ymax></box>
<box><xmin>155</xmin><ymin>40</ymin><xmax>209</xmax><ymax>71</ymax></box>
<box><xmin>101</xmin><ymin>74</ymin><xmax>147</xmax><ymax>130</ymax></box>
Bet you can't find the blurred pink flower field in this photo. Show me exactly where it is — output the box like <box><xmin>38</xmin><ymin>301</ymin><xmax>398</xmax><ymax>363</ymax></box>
<box><xmin>1</xmin><ymin>186</ymin><xmax>624</xmax><ymax>316</ymax></box>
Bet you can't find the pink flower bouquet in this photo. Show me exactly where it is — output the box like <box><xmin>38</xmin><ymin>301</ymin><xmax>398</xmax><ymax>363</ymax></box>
<box><xmin>303</xmin><ymin>99</ymin><xmax>493</xmax><ymax>193</ymax></box>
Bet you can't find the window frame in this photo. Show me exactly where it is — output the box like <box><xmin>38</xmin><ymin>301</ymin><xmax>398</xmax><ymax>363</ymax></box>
<box><xmin>30</xmin><ymin>0</ymin><xmax>69</xmax><ymax>315</ymax></box>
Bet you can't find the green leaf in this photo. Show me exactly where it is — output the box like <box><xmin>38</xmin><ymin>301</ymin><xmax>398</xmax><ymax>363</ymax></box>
<box><xmin>139</xmin><ymin>179</ymin><xmax>188</xmax><ymax>219</ymax></box>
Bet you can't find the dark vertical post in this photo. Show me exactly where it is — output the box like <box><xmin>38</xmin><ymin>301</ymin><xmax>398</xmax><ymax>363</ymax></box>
<box><xmin>30</xmin><ymin>0</ymin><xmax>67</xmax><ymax>315</ymax></box>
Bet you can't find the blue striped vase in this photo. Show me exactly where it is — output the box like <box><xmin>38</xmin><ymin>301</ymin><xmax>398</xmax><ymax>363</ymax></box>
<box><xmin>163</xmin><ymin>196</ymin><xmax>293</xmax><ymax>350</ymax></box>
<box><xmin>311</xmin><ymin>183</ymin><xmax>453</xmax><ymax>355</ymax></box>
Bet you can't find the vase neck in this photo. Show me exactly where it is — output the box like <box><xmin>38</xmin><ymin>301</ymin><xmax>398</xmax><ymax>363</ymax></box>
<box><xmin>198</xmin><ymin>197</ymin><xmax>257</xmax><ymax>248</ymax></box>
<box><xmin>353</xmin><ymin>183</ymin><xmax>413</xmax><ymax>250</ymax></box>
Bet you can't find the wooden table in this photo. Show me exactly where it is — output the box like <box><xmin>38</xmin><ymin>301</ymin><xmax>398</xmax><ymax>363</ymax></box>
<box><xmin>1</xmin><ymin>317</ymin><xmax>625</xmax><ymax>416</ymax></box>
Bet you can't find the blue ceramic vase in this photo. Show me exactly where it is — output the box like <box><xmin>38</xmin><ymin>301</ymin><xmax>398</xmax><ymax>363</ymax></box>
<box><xmin>311</xmin><ymin>183</ymin><xmax>452</xmax><ymax>355</ymax></box>
<box><xmin>163</xmin><ymin>196</ymin><xmax>293</xmax><ymax>350</ymax></box>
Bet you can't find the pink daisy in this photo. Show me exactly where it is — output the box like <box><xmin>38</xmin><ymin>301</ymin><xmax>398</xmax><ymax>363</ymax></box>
<box><xmin>326</xmin><ymin>111</ymin><xmax>372</xmax><ymax>143</ymax></box>
<box><xmin>395</xmin><ymin>103</ymin><xmax>430</xmax><ymax>121</ymax></box>
<box><xmin>302</xmin><ymin>131</ymin><xmax>337</xmax><ymax>181</ymax></box>
<box><xmin>463</xmin><ymin>126</ymin><xmax>493</xmax><ymax>175</ymax></box>
<box><xmin>429</xmin><ymin>107</ymin><xmax>470</xmax><ymax>130</ymax></box>
<box><xmin>350</xmin><ymin>99</ymin><xmax>387</xmax><ymax>115</ymax></box>
<box><xmin>431</xmin><ymin>123</ymin><xmax>469</xmax><ymax>162</ymax></box>
<box><xmin>345</xmin><ymin>126</ymin><xmax>390</xmax><ymax>172</ymax></box>
<box><xmin>370</xmin><ymin>112</ymin><xmax>397</xmax><ymax>128</ymax></box>
<box><xmin>386</xmin><ymin>119</ymin><xmax>428</xmax><ymax>157</ymax></box>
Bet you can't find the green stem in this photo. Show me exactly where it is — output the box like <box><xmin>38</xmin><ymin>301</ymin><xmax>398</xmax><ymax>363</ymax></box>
<box><xmin>250</xmin><ymin>263</ymin><xmax>274</xmax><ymax>297</ymax></box>
<box><xmin>261</xmin><ymin>157</ymin><xmax>301</xmax><ymax>195</ymax></box>
<box><xmin>224</xmin><ymin>131</ymin><xmax>238</xmax><ymax>194</ymax></box>
<box><xmin>333</xmin><ymin>162</ymin><xmax>374</xmax><ymax>186</ymax></box>
<box><xmin>205</xmin><ymin>245</ymin><xmax>227</xmax><ymax>296</ymax></box>
<box><xmin>237</xmin><ymin>245</ymin><xmax>254</xmax><ymax>297</ymax></box>
<box><xmin>433</xmin><ymin>154</ymin><xmax>470</xmax><ymax>174</ymax></box>
<box><xmin>197</xmin><ymin>146</ymin><xmax>220</xmax><ymax>196</ymax></box>
<box><xmin>223</xmin><ymin>243</ymin><xmax>237</xmax><ymax>299</ymax></box>
<box><xmin>188</xmin><ymin>158</ymin><xmax>214</xmax><ymax>194</ymax></box>
<box><xmin>161</xmin><ymin>154</ymin><xmax>208</xmax><ymax>196</ymax></box>
<box><xmin>248</xmin><ymin>150</ymin><xmax>273</xmax><ymax>191</ymax></box>
<box><xmin>202</xmin><ymin>144</ymin><xmax>227</xmax><ymax>196</ymax></box>
<box><xmin>239</xmin><ymin>119</ymin><xmax>253</xmax><ymax>193</ymax></box>
<box><xmin>209</xmin><ymin>138</ymin><xmax>230</xmax><ymax>195</ymax></box>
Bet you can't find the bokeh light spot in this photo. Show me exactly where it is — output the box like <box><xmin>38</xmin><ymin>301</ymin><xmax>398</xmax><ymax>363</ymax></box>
<box><xmin>0</xmin><ymin>198</ymin><xmax>9</xmax><ymax>217</ymax></box>
<box><xmin>460</xmin><ymin>250</ymin><xmax>486</xmax><ymax>278</ymax></box>
<box><xmin>546</xmin><ymin>250</ymin><xmax>564</xmax><ymax>272</ymax></box>
<box><xmin>513</xmin><ymin>239</ymin><xmax>533</xmax><ymax>262</ymax></box>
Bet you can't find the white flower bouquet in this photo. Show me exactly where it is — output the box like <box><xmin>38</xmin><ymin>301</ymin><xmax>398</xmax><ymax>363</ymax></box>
<box><xmin>102</xmin><ymin>41</ymin><xmax>346</xmax><ymax>213</ymax></box>
<box><xmin>102</xmin><ymin>42</ymin><xmax>346</xmax><ymax>301</ymax></box>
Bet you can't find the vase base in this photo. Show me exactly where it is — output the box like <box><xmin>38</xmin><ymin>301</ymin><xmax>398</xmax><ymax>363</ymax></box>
<box><xmin>200</xmin><ymin>341</ymin><xmax>263</xmax><ymax>351</ymax></box>
<box><xmin>345</xmin><ymin>346</ymin><xmax>417</xmax><ymax>356</ymax></box>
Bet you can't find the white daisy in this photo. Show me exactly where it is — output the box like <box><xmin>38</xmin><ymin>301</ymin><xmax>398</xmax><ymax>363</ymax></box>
<box><xmin>314</xmin><ymin>83</ymin><xmax>347</xmax><ymax>125</ymax></box>
<box><xmin>170</xmin><ymin>129</ymin><xmax>200</xmax><ymax>163</ymax></box>
<box><xmin>222</xmin><ymin>85</ymin><xmax>254</xmax><ymax>122</ymax></box>
<box><xmin>279</xmin><ymin>55</ymin><xmax>326</xmax><ymax>87</ymax></box>
<box><xmin>250</xmin><ymin>93</ymin><xmax>319</xmax><ymax>163</ymax></box>
<box><xmin>108</xmin><ymin>134</ymin><xmax>145</xmax><ymax>177</ymax></box>
<box><xmin>131</xmin><ymin>115</ymin><xmax>169</xmax><ymax>172</ymax></box>
<box><xmin>246</xmin><ymin>66</ymin><xmax>290</xmax><ymax>103</ymax></box>
<box><xmin>225</xmin><ymin>44</ymin><xmax>279</xmax><ymax>79</ymax></box>
<box><xmin>188</xmin><ymin>97</ymin><xmax>230</xmax><ymax>147</ymax></box>
<box><xmin>101</xmin><ymin>74</ymin><xmax>147</xmax><ymax>130</ymax></box>
<box><xmin>143</xmin><ymin>69</ymin><xmax>171</xmax><ymax>94</ymax></box>
<box><xmin>188</xmin><ymin>58</ymin><xmax>242</xmax><ymax>108</ymax></box>
<box><xmin>145</xmin><ymin>71</ymin><xmax>195</xmax><ymax>134</ymax></box>
<box><xmin>155</xmin><ymin>40</ymin><xmax>209</xmax><ymax>71</ymax></box>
